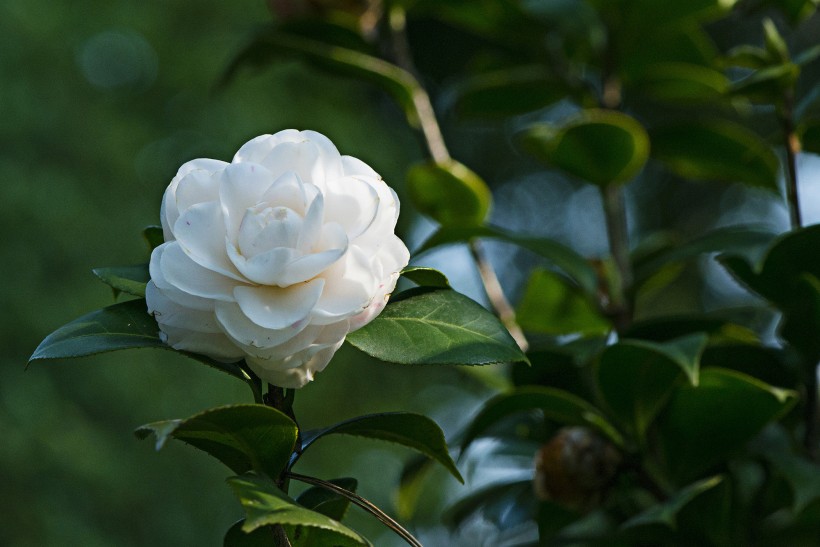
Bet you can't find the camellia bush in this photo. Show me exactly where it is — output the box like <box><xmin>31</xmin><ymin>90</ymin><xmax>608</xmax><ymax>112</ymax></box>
<box><xmin>30</xmin><ymin>0</ymin><xmax>820</xmax><ymax>545</ymax></box>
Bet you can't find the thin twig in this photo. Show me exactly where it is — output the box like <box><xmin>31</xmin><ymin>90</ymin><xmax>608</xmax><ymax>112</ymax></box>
<box><xmin>287</xmin><ymin>472</ymin><xmax>423</xmax><ymax>547</ymax></box>
<box><xmin>780</xmin><ymin>90</ymin><xmax>802</xmax><ymax>229</ymax></box>
<box><xmin>469</xmin><ymin>240</ymin><xmax>529</xmax><ymax>352</ymax></box>
<box><xmin>601</xmin><ymin>184</ymin><xmax>632</xmax><ymax>331</ymax></box>
<box><xmin>272</xmin><ymin>524</ymin><xmax>293</xmax><ymax>546</ymax></box>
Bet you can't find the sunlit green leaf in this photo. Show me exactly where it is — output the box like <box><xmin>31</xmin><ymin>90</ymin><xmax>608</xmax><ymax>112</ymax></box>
<box><xmin>347</xmin><ymin>288</ymin><xmax>528</xmax><ymax>368</ymax></box>
<box><xmin>651</xmin><ymin>120</ymin><xmax>780</xmax><ymax>191</ymax></box>
<box><xmin>516</xmin><ymin>268</ymin><xmax>610</xmax><ymax>336</ymax></box>
<box><xmin>227</xmin><ymin>474</ymin><xmax>369</xmax><ymax>547</ymax></box>
<box><xmin>416</xmin><ymin>225</ymin><xmax>597</xmax><ymax>295</ymax></box>
<box><xmin>399</xmin><ymin>266</ymin><xmax>450</xmax><ymax>289</ymax></box>
<box><xmin>406</xmin><ymin>160</ymin><xmax>491</xmax><ymax>226</ymax></box>
<box><xmin>461</xmin><ymin>386</ymin><xmax>623</xmax><ymax>452</ymax></box>
<box><xmin>656</xmin><ymin>368</ymin><xmax>796</xmax><ymax>484</ymax></box>
<box><xmin>521</xmin><ymin>110</ymin><xmax>650</xmax><ymax>186</ymax></box>
<box><xmin>92</xmin><ymin>264</ymin><xmax>149</xmax><ymax>298</ymax></box>
<box><xmin>597</xmin><ymin>335</ymin><xmax>707</xmax><ymax>440</ymax></box>
<box><xmin>633</xmin><ymin>63</ymin><xmax>728</xmax><ymax>104</ymax></box>
<box><xmin>135</xmin><ymin>404</ymin><xmax>298</xmax><ymax>480</ymax></box>
<box><xmin>299</xmin><ymin>412</ymin><xmax>463</xmax><ymax>483</ymax></box>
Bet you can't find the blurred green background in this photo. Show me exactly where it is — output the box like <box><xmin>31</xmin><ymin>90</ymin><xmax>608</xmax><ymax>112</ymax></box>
<box><xmin>0</xmin><ymin>2</ymin><xmax>490</xmax><ymax>545</ymax></box>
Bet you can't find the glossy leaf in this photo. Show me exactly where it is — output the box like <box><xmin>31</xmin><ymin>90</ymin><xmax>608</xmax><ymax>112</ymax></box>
<box><xmin>221</xmin><ymin>27</ymin><xmax>421</xmax><ymax>127</ymax></box>
<box><xmin>622</xmin><ymin>475</ymin><xmax>724</xmax><ymax>530</ymax></box>
<box><xmin>516</xmin><ymin>268</ymin><xmax>610</xmax><ymax>336</ymax></box>
<box><xmin>416</xmin><ymin>225</ymin><xmax>597</xmax><ymax>295</ymax></box>
<box><xmin>29</xmin><ymin>299</ymin><xmax>164</xmax><ymax>361</ymax></box>
<box><xmin>596</xmin><ymin>335</ymin><xmax>707</xmax><ymax>440</ymax></box>
<box><xmin>298</xmin><ymin>412</ymin><xmax>463</xmax><ymax>483</ymax></box>
<box><xmin>453</xmin><ymin>65</ymin><xmax>568</xmax><ymax>117</ymax></box>
<box><xmin>521</xmin><ymin>110</ymin><xmax>650</xmax><ymax>186</ymax></box>
<box><xmin>346</xmin><ymin>288</ymin><xmax>528</xmax><ymax>368</ymax></box>
<box><xmin>135</xmin><ymin>404</ymin><xmax>298</xmax><ymax>480</ymax></box>
<box><xmin>656</xmin><ymin>368</ymin><xmax>796</xmax><ymax>484</ymax></box>
<box><xmin>92</xmin><ymin>264</ymin><xmax>150</xmax><ymax>298</ymax></box>
<box><xmin>406</xmin><ymin>160</ymin><xmax>492</xmax><ymax>226</ymax></box>
<box><xmin>651</xmin><ymin>120</ymin><xmax>780</xmax><ymax>191</ymax></box>
<box><xmin>227</xmin><ymin>474</ymin><xmax>368</xmax><ymax>547</ymax></box>
<box><xmin>460</xmin><ymin>386</ymin><xmax>622</xmax><ymax>452</ymax></box>
<box><xmin>296</xmin><ymin>478</ymin><xmax>358</xmax><ymax>521</ymax></box>
<box><xmin>399</xmin><ymin>266</ymin><xmax>450</xmax><ymax>289</ymax></box>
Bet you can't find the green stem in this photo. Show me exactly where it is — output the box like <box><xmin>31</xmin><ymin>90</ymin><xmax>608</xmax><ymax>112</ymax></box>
<box><xmin>602</xmin><ymin>184</ymin><xmax>632</xmax><ymax>331</ymax></box>
<box><xmin>239</xmin><ymin>362</ymin><xmax>264</xmax><ymax>404</ymax></box>
<box><xmin>780</xmin><ymin>91</ymin><xmax>802</xmax><ymax>230</ymax></box>
<box><xmin>287</xmin><ymin>472</ymin><xmax>423</xmax><ymax>547</ymax></box>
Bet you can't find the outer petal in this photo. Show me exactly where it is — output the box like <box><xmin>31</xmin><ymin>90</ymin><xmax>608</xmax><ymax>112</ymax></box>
<box><xmin>322</xmin><ymin>176</ymin><xmax>380</xmax><ymax>240</ymax></box>
<box><xmin>149</xmin><ymin>243</ymin><xmax>213</xmax><ymax>311</ymax></box>
<box><xmin>312</xmin><ymin>246</ymin><xmax>377</xmax><ymax>324</ymax></box>
<box><xmin>233</xmin><ymin>130</ymin><xmax>302</xmax><ymax>164</ymax></box>
<box><xmin>234</xmin><ymin>278</ymin><xmax>325</xmax><ymax>329</ymax></box>
<box><xmin>174</xmin><ymin>201</ymin><xmax>244</xmax><ymax>280</ymax></box>
<box><xmin>215</xmin><ymin>301</ymin><xmax>307</xmax><ymax>350</ymax></box>
<box><xmin>160</xmin><ymin>241</ymin><xmax>240</xmax><ymax>301</ymax></box>
<box><xmin>162</xmin><ymin>158</ymin><xmax>228</xmax><ymax>241</ymax></box>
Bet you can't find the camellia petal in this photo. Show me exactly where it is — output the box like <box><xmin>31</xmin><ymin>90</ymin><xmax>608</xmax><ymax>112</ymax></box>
<box><xmin>146</xmin><ymin>129</ymin><xmax>409</xmax><ymax>387</ymax></box>
<box><xmin>234</xmin><ymin>278</ymin><xmax>325</xmax><ymax>330</ymax></box>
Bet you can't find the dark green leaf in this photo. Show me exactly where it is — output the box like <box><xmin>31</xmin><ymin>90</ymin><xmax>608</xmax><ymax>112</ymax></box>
<box><xmin>722</xmin><ymin>45</ymin><xmax>773</xmax><ymax>69</ymax></box>
<box><xmin>28</xmin><ymin>299</ymin><xmax>246</xmax><ymax>379</ymax></box>
<box><xmin>453</xmin><ymin>65</ymin><xmax>568</xmax><ymax>117</ymax></box>
<box><xmin>799</xmin><ymin>118</ymin><xmax>820</xmax><ymax>155</ymax></box>
<box><xmin>729</xmin><ymin>63</ymin><xmax>799</xmax><ymax>103</ymax></box>
<box><xmin>396</xmin><ymin>456</ymin><xmax>434</xmax><ymax>520</ymax></box>
<box><xmin>625</xmin><ymin>315</ymin><xmax>759</xmax><ymax>344</ymax></box>
<box><xmin>632</xmin><ymin>225</ymin><xmax>777</xmax><ymax>288</ymax></box>
<box><xmin>346</xmin><ymin>288</ymin><xmax>528</xmax><ymax>368</ymax></box>
<box><xmin>296</xmin><ymin>478</ymin><xmax>358</xmax><ymax>521</ymax></box>
<box><xmin>597</xmin><ymin>335</ymin><xmax>707</xmax><ymax>441</ymax></box>
<box><xmin>651</xmin><ymin>120</ymin><xmax>780</xmax><ymax>191</ymax></box>
<box><xmin>521</xmin><ymin>110</ymin><xmax>650</xmax><ymax>186</ymax></box>
<box><xmin>633</xmin><ymin>63</ymin><xmax>728</xmax><ymax>104</ymax></box>
<box><xmin>224</xmin><ymin>519</ymin><xmax>274</xmax><ymax>547</ymax></box>
<box><xmin>135</xmin><ymin>404</ymin><xmax>298</xmax><ymax>480</ymax></box>
<box><xmin>460</xmin><ymin>386</ymin><xmax>622</xmax><ymax>452</ymax></box>
<box><xmin>221</xmin><ymin>27</ymin><xmax>422</xmax><ymax>127</ymax></box>
<box><xmin>751</xmin><ymin>425</ymin><xmax>820</xmax><ymax>514</ymax></box>
<box><xmin>516</xmin><ymin>268</ymin><xmax>610</xmax><ymax>336</ymax></box>
<box><xmin>399</xmin><ymin>266</ymin><xmax>450</xmax><ymax>288</ymax></box>
<box><xmin>656</xmin><ymin>368</ymin><xmax>796</xmax><ymax>484</ymax></box>
<box><xmin>622</xmin><ymin>475</ymin><xmax>724</xmax><ymax>530</ymax></box>
<box><xmin>416</xmin><ymin>225</ymin><xmax>597</xmax><ymax>295</ymax></box>
<box><xmin>143</xmin><ymin>225</ymin><xmax>164</xmax><ymax>251</ymax></box>
<box><xmin>29</xmin><ymin>299</ymin><xmax>164</xmax><ymax>361</ymax></box>
<box><xmin>299</xmin><ymin>412</ymin><xmax>463</xmax><ymax>483</ymax></box>
<box><xmin>405</xmin><ymin>160</ymin><xmax>492</xmax><ymax>226</ymax></box>
<box><xmin>92</xmin><ymin>264</ymin><xmax>150</xmax><ymax>298</ymax></box>
<box><xmin>227</xmin><ymin>474</ymin><xmax>368</xmax><ymax>547</ymax></box>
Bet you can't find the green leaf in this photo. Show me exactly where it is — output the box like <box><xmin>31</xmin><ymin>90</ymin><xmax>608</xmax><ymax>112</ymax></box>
<box><xmin>632</xmin><ymin>225</ymin><xmax>777</xmax><ymax>289</ymax></box>
<box><xmin>92</xmin><ymin>264</ymin><xmax>150</xmax><ymax>298</ymax></box>
<box><xmin>656</xmin><ymin>368</ymin><xmax>796</xmax><ymax>484</ymax></box>
<box><xmin>405</xmin><ymin>160</ymin><xmax>492</xmax><ymax>226</ymax></box>
<box><xmin>729</xmin><ymin>63</ymin><xmax>799</xmax><ymax>103</ymax></box>
<box><xmin>633</xmin><ymin>63</ymin><xmax>729</xmax><ymax>104</ymax></box>
<box><xmin>399</xmin><ymin>266</ymin><xmax>450</xmax><ymax>289</ymax></box>
<box><xmin>460</xmin><ymin>386</ymin><xmax>622</xmax><ymax>452</ymax></box>
<box><xmin>135</xmin><ymin>404</ymin><xmax>298</xmax><ymax>480</ymax></box>
<box><xmin>452</xmin><ymin>65</ymin><xmax>569</xmax><ymax>117</ymax></box>
<box><xmin>521</xmin><ymin>110</ymin><xmax>650</xmax><ymax>186</ymax></box>
<box><xmin>296</xmin><ymin>478</ymin><xmax>358</xmax><ymax>521</ymax></box>
<box><xmin>516</xmin><ymin>268</ymin><xmax>611</xmax><ymax>336</ymax></box>
<box><xmin>298</xmin><ymin>412</ymin><xmax>463</xmax><ymax>483</ymax></box>
<box><xmin>622</xmin><ymin>475</ymin><xmax>724</xmax><ymax>530</ymax></box>
<box><xmin>28</xmin><ymin>298</ymin><xmax>246</xmax><ymax>379</ymax></box>
<box><xmin>416</xmin><ymin>225</ymin><xmax>597</xmax><ymax>295</ymax></box>
<box><xmin>29</xmin><ymin>299</ymin><xmax>164</xmax><ymax>361</ymax></box>
<box><xmin>346</xmin><ymin>288</ymin><xmax>528</xmax><ymax>368</ymax></box>
<box><xmin>143</xmin><ymin>225</ymin><xmax>164</xmax><ymax>251</ymax></box>
<box><xmin>596</xmin><ymin>335</ymin><xmax>707</xmax><ymax>440</ymax></box>
<box><xmin>651</xmin><ymin>119</ymin><xmax>780</xmax><ymax>191</ymax></box>
<box><xmin>763</xmin><ymin>18</ymin><xmax>790</xmax><ymax>63</ymax></box>
<box><xmin>396</xmin><ymin>456</ymin><xmax>434</xmax><ymax>520</ymax></box>
<box><xmin>227</xmin><ymin>474</ymin><xmax>369</xmax><ymax>547</ymax></box>
<box><xmin>625</xmin><ymin>315</ymin><xmax>759</xmax><ymax>345</ymax></box>
<box><xmin>722</xmin><ymin>45</ymin><xmax>774</xmax><ymax>69</ymax></box>
<box><xmin>224</xmin><ymin>519</ymin><xmax>274</xmax><ymax>547</ymax></box>
<box><xmin>221</xmin><ymin>26</ymin><xmax>422</xmax><ymax>127</ymax></box>
<box><xmin>799</xmin><ymin>118</ymin><xmax>820</xmax><ymax>155</ymax></box>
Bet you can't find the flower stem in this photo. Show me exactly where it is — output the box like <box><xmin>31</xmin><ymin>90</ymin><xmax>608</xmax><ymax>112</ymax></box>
<box><xmin>287</xmin><ymin>472</ymin><xmax>423</xmax><ymax>547</ymax></box>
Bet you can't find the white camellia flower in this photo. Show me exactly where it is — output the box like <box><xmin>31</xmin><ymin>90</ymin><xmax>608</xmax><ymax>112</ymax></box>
<box><xmin>146</xmin><ymin>130</ymin><xmax>409</xmax><ymax>388</ymax></box>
